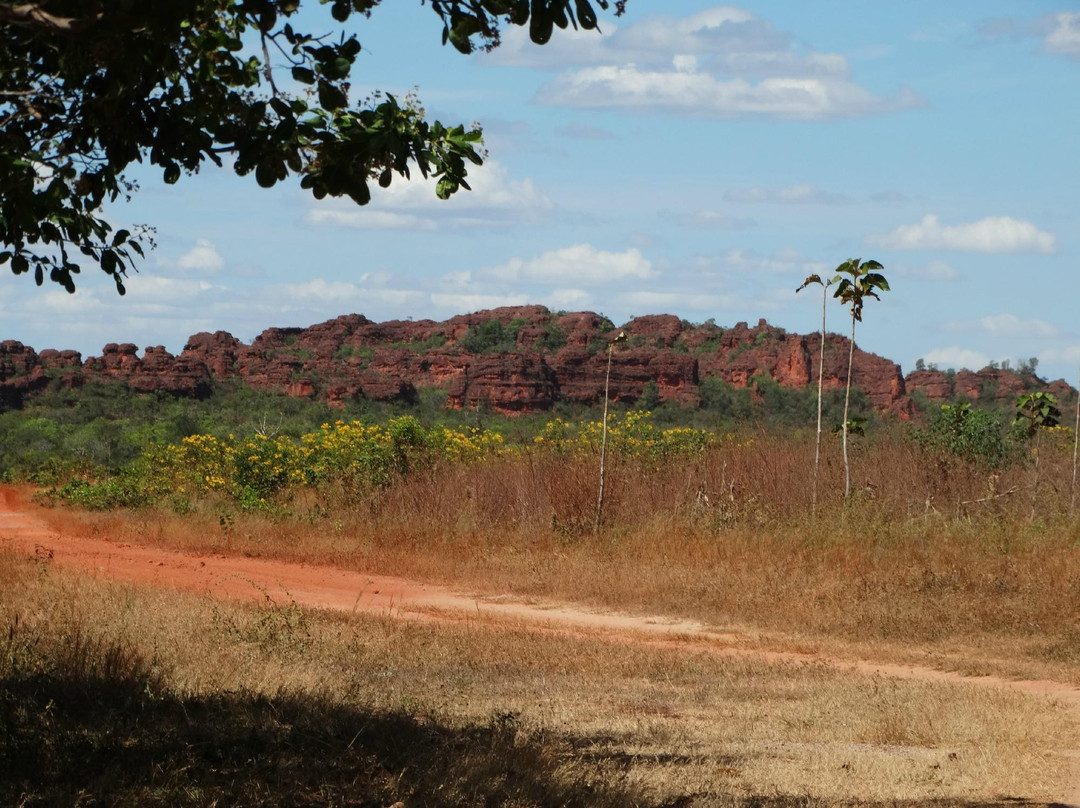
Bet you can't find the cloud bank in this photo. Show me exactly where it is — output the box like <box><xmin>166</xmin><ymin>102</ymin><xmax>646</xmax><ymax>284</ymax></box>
<box><xmin>486</xmin><ymin>6</ymin><xmax>923</xmax><ymax>120</ymax></box>
<box><xmin>869</xmin><ymin>214</ymin><xmax>1055</xmax><ymax>254</ymax></box>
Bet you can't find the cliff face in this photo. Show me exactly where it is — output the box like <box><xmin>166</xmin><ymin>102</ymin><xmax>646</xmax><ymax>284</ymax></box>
<box><xmin>0</xmin><ymin>307</ymin><xmax>1070</xmax><ymax>415</ymax></box>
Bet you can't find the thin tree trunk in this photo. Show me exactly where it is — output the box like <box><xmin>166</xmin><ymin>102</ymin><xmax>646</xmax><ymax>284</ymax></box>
<box><xmin>812</xmin><ymin>288</ymin><xmax>826</xmax><ymax>516</ymax></box>
<box><xmin>595</xmin><ymin>344</ymin><xmax>614</xmax><ymax>533</ymax></box>
<box><xmin>842</xmin><ymin>315</ymin><xmax>855</xmax><ymax>500</ymax></box>
<box><xmin>1072</xmin><ymin>371</ymin><xmax>1080</xmax><ymax>515</ymax></box>
<box><xmin>1031</xmin><ymin>429</ymin><xmax>1042</xmax><ymax>521</ymax></box>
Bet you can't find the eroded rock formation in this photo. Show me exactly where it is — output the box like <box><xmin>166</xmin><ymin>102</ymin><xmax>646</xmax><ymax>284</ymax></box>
<box><xmin>1</xmin><ymin>308</ymin><xmax>1072</xmax><ymax>416</ymax></box>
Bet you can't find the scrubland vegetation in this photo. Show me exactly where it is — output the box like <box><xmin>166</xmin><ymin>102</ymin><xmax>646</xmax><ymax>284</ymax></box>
<box><xmin>3</xmin><ymin>381</ymin><xmax>1080</xmax><ymax>805</ymax></box>
<box><xmin>30</xmin><ymin>403</ymin><xmax>1080</xmax><ymax>678</ymax></box>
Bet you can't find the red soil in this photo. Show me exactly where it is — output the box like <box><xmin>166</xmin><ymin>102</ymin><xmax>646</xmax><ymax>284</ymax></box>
<box><xmin>1</xmin><ymin>485</ymin><xmax>1077</xmax><ymax>804</ymax></box>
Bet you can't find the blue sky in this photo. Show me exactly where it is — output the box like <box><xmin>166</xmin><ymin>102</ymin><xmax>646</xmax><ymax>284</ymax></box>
<box><xmin>3</xmin><ymin>2</ymin><xmax>1079</xmax><ymax>382</ymax></box>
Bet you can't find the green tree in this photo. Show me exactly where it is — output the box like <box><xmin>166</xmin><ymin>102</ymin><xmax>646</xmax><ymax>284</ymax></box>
<box><xmin>796</xmin><ymin>272</ymin><xmax>834</xmax><ymax>516</ymax></box>
<box><xmin>635</xmin><ymin>380</ymin><xmax>661</xmax><ymax>411</ymax></box>
<box><xmin>832</xmin><ymin>258</ymin><xmax>889</xmax><ymax>501</ymax></box>
<box><xmin>1</xmin><ymin>0</ymin><xmax>624</xmax><ymax>293</ymax></box>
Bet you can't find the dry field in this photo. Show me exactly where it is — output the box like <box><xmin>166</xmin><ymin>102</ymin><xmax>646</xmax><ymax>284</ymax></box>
<box><xmin>4</xmin><ymin>432</ymin><xmax>1080</xmax><ymax>806</ymax></box>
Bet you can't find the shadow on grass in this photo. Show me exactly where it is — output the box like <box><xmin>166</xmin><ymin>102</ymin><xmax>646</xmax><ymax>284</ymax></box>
<box><xmin>1</xmin><ymin>664</ymin><xmax>640</xmax><ymax>807</ymax></box>
<box><xmin>0</xmin><ymin>643</ymin><xmax>1069</xmax><ymax>808</ymax></box>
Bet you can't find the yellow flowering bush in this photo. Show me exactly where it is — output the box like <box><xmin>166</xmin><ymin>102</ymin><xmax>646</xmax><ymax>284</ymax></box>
<box><xmin>60</xmin><ymin>411</ymin><xmax>717</xmax><ymax>510</ymax></box>
<box><xmin>534</xmin><ymin>411</ymin><xmax>713</xmax><ymax>461</ymax></box>
<box><xmin>142</xmin><ymin>433</ymin><xmax>236</xmax><ymax>497</ymax></box>
<box><xmin>134</xmin><ymin>416</ymin><xmax>513</xmax><ymax>508</ymax></box>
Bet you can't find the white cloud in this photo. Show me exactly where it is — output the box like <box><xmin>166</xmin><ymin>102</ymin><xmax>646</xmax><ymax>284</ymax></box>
<box><xmin>615</xmin><ymin>290</ymin><xmax>737</xmax><ymax>312</ymax></box>
<box><xmin>487</xmin><ymin>7</ymin><xmax>848</xmax><ymax>78</ymax></box>
<box><xmin>479</xmin><ymin>22</ymin><xmax>612</xmax><ymax>69</ymax></box>
<box><xmin>672</xmin><ymin>53</ymin><xmax>698</xmax><ymax>72</ymax></box>
<box><xmin>40</xmin><ymin>288</ymin><xmax>107</xmax><ymax>316</ymax></box>
<box><xmin>264</xmin><ymin>279</ymin><xmax>423</xmax><ymax>309</ymax></box>
<box><xmin>981</xmin><ymin>12</ymin><xmax>1080</xmax><ymax>59</ymax></box>
<box><xmin>890</xmin><ymin>260</ymin><xmax>958</xmax><ymax>281</ymax></box>
<box><xmin>123</xmin><ymin>276</ymin><xmax>221</xmax><ymax>307</ymax></box>
<box><xmin>306</xmin><ymin>161</ymin><xmax>553</xmax><ymax>229</ymax></box>
<box><xmin>1045</xmin><ymin>11</ymin><xmax>1080</xmax><ymax>56</ymax></box>
<box><xmin>720</xmin><ymin>247</ymin><xmax>828</xmax><ymax>276</ymax></box>
<box><xmin>176</xmin><ymin>239</ymin><xmax>225</xmax><ymax>273</ymax></box>
<box><xmin>724</xmin><ymin>184</ymin><xmax>852</xmax><ymax>205</ymax></box>
<box><xmin>678</xmin><ymin>210</ymin><xmax>757</xmax><ymax>229</ymax></box>
<box><xmin>537</xmin><ymin>67</ymin><xmax>922</xmax><ymax>120</ymax></box>
<box><xmin>868</xmin><ymin>214</ymin><xmax>1056</xmax><ymax>254</ymax></box>
<box><xmin>542</xmin><ymin>289</ymin><xmax>594</xmax><ymax>309</ymax></box>
<box><xmin>486</xmin><ymin>8</ymin><xmax>921</xmax><ymax>120</ymax></box>
<box><xmin>377</xmin><ymin>160</ymin><xmax>551</xmax><ymax>216</ymax></box>
<box><xmin>479</xmin><ymin>244</ymin><xmax>653</xmax><ymax>285</ymax></box>
<box><xmin>430</xmin><ymin>293</ymin><xmax>530</xmax><ymax>311</ymax></box>
<box><xmin>307</xmin><ymin>210</ymin><xmax>438</xmax><ymax>231</ymax></box>
<box><xmin>944</xmin><ymin>313</ymin><xmax>1059</xmax><ymax>339</ymax></box>
<box><xmin>920</xmin><ymin>347</ymin><xmax>991</xmax><ymax>372</ymax></box>
<box><xmin>1040</xmin><ymin>346</ymin><xmax>1080</xmax><ymax>368</ymax></box>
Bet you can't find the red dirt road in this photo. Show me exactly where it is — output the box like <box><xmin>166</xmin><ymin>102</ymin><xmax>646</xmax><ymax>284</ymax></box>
<box><xmin>1</xmin><ymin>486</ymin><xmax>1078</xmax><ymax>804</ymax></box>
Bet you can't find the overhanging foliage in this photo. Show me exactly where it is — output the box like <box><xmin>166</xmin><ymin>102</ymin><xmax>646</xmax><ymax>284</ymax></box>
<box><xmin>0</xmin><ymin>0</ymin><xmax>624</xmax><ymax>292</ymax></box>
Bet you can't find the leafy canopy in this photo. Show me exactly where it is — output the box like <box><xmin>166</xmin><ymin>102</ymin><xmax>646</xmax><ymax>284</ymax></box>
<box><xmin>831</xmin><ymin>258</ymin><xmax>889</xmax><ymax>322</ymax></box>
<box><xmin>0</xmin><ymin>0</ymin><xmax>624</xmax><ymax>293</ymax></box>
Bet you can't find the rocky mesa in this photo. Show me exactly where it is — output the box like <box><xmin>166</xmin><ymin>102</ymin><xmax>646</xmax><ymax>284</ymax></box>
<box><xmin>0</xmin><ymin>306</ymin><xmax>1070</xmax><ymax>416</ymax></box>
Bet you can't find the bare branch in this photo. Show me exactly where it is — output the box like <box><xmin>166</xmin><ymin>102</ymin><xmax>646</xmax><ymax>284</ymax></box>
<box><xmin>259</xmin><ymin>30</ymin><xmax>279</xmax><ymax>96</ymax></box>
<box><xmin>0</xmin><ymin>3</ymin><xmax>102</xmax><ymax>33</ymax></box>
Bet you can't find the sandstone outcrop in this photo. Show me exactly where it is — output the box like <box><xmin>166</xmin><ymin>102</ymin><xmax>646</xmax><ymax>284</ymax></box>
<box><xmin>1</xmin><ymin>308</ymin><xmax>1073</xmax><ymax>416</ymax></box>
<box><xmin>906</xmin><ymin>367</ymin><xmax>1051</xmax><ymax>408</ymax></box>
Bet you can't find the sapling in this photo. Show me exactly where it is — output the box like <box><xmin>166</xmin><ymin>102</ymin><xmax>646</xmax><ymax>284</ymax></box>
<box><xmin>796</xmin><ymin>273</ymin><xmax>834</xmax><ymax>516</ymax></box>
<box><xmin>1014</xmin><ymin>391</ymin><xmax>1060</xmax><ymax>520</ymax></box>
<box><xmin>595</xmin><ymin>330</ymin><xmax>628</xmax><ymax>533</ymax></box>
<box><xmin>832</xmin><ymin>259</ymin><xmax>889</xmax><ymax>501</ymax></box>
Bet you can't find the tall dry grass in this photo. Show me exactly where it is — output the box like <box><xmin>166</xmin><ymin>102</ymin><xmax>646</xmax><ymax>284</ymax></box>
<box><xmin>35</xmin><ymin>431</ymin><xmax>1080</xmax><ymax>679</ymax></box>
<box><xmin>1</xmin><ymin>547</ymin><xmax>1072</xmax><ymax>805</ymax></box>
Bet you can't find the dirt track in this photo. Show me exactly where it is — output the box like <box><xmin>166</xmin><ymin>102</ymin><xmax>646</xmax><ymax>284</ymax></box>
<box><xmin>1</xmin><ymin>487</ymin><xmax>1078</xmax><ymax>804</ymax></box>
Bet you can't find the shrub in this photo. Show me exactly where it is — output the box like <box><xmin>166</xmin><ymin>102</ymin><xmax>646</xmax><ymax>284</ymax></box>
<box><xmin>459</xmin><ymin>318</ymin><xmax>528</xmax><ymax>354</ymax></box>
<box><xmin>914</xmin><ymin>402</ymin><xmax>1015</xmax><ymax>469</ymax></box>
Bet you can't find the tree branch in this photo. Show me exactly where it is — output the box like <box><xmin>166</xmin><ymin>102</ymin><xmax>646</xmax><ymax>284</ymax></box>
<box><xmin>0</xmin><ymin>3</ymin><xmax>102</xmax><ymax>33</ymax></box>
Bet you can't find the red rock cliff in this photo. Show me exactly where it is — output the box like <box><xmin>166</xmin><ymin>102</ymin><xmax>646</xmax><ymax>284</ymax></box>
<box><xmin>1</xmin><ymin>308</ymin><xmax>1071</xmax><ymax>416</ymax></box>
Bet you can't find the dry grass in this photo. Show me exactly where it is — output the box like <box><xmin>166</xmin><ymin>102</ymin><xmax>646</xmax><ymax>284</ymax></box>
<box><xmin>1</xmin><ymin>547</ymin><xmax>1073</xmax><ymax>806</ymax></box>
<box><xmin>36</xmin><ymin>433</ymin><xmax>1080</xmax><ymax>682</ymax></box>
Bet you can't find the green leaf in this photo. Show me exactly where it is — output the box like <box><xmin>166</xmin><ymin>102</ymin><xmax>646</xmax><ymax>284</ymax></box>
<box><xmin>101</xmin><ymin>250</ymin><xmax>118</xmax><ymax>276</ymax></box>
<box><xmin>347</xmin><ymin>180</ymin><xmax>370</xmax><ymax>205</ymax></box>
<box><xmin>447</xmin><ymin>26</ymin><xmax>472</xmax><ymax>54</ymax></box>
<box><xmin>317</xmin><ymin>80</ymin><xmax>348</xmax><ymax>111</ymax></box>
<box><xmin>321</xmin><ymin>56</ymin><xmax>352</xmax><ymax>81</ymax></box>
<box><xmin>331</xmin><ymin>0</ymin><xmax>350</xmax><ymax>22</ymax></box>
<box><xmin>576</xmin><ymin>0</ymin><xmax>598</xmax><ymax>29</ymax></box>
<box><xmin>436</xmin><ymin>177</ymin><xmax>455</xmax><ymax>199</ymax></box>
<box><xmin>255</xmin><ymin>162</ymin><xmax>278</xmax><ymax>188</ymax></box>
